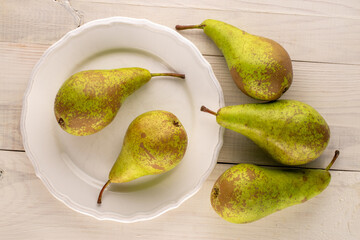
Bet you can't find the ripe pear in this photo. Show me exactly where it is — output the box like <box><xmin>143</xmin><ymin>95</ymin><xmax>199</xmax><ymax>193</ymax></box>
<box><xmin>97</xmin><ymin>110</ymin><xmax>188</xmax><ymax>204</ymax></box>
<box><xmin>211</xmin><ymin>150</ymin><xmax>339</xmax><ymax>224</ymax></box>
<box><xmin>176</xmin><ymin>19</ymin><xmax>292</xmax><ymax>101</ymax></box>
<box><xmin>54</xmin><ymin>67</ymin><xmax>185</xmax><ymax>136</ymax></box>
<box><xmin>201</xmin><ymin>100</ymin><xmax>330</xmax><ymax>165</ymax></box>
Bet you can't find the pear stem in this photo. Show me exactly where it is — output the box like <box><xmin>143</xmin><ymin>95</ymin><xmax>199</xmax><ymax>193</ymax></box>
<box><xmin>200</xmin><ymin>105</ymin><xmax>217</xmax><ymax>116</ymax></box>
<box><xmin>325</xmin><ymin>150</ymin><xmax>340</xmax><ymax>171</ymax></box>
<box><xmin>97</xmin><ymin>180</ymin><xmax>111</xmax><ymax>204</ymax></box>
<box><xmin>151</xmin><ymin>73</ymin><xmax>185</xmax><ymax>79</ymax></box>
<box><xmin>175</xmin><ymin>24</ymin><xmax>206</xmax><ymax>30</ymax></box>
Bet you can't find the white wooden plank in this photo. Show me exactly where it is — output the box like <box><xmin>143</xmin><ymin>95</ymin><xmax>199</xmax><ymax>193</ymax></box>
<box><xmin>0</xmin><ymin>42</ymin><xmax>48</xmax><ymax>150</ymax></box>
<box><xmin>0</xmin><ymin>0</ymin><xmax>76</xmax><ymax>43</ymax></box>
<box><xmin>78</xmin><ymin>0</ymin><xmax>360</xmax><ymax>19</ymax></box>
<box><xmin>0</xmin><ymin>151</ymin><xmax>359</xmax><ymax>239</ymax></box>
<box><xmin>0</xmin><ymin>43</ymin><xmax>47</xmax><ymax>106</ymax></box>
<box><xmin>0</xmin><ymin>43</ymin><xmax>359</xmax><ymax>171</ymax></box>
<box><xmin>1</xmin><ymin>0</ymin><xmax>360</xmax><ymax>64</ymax></box>
<box><xmin>0</xmin><ymin>106</ymin><xmax>22</xmax><ymax>151</ymax></box>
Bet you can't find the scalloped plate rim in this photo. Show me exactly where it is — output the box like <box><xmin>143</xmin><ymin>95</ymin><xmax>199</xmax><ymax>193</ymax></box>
<box><xmin>20</xmin><ymin>16</ymin><xmax>225</xmax><ymax>223</ymax></box>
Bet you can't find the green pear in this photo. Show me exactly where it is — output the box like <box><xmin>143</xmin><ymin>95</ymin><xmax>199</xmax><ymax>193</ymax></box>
<box><xmin>211</xmin><ymin>150</ymin><xmax>339</xmax><ymax>224</ymax></box>
<box><xmin>176</xmin><ymin>19</ymin><xmax>292</xmax><ymax>101</ymax></box>
<box><xmin>97</xmin><ymin>110</ymin><xmax>188</xmax><ymax>204</ymax></box>
<box><xmin>201</xmin><ymin>100</ymin><xmax>330</xmax><ymax>165</ymax></box>
<box><xmin>54</xmin><ymin>67</ymin><xmax>185</xmax><ymax>136</ymax></box>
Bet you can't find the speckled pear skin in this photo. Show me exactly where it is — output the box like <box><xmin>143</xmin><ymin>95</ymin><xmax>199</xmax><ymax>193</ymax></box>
<box><xmin>177</xmin><ymin>19</ymin><xmax>293</xmax><ymax>100</ymax></box>
<box><xmin>215</xmin><ymin>100</ymin><xmax>330</xmax><ymax>165</ymax></box>
<box><xmin>203</xmin><ymin>19</ymin><xmax>293</xmax><ymax>100</ymax></box>
<box><xmin>54</xmin><ymin>67</ymin><xmax>152</xmax><ymax>136</ymax></box>
<box><xmin>108</xmin><ymin>110</ymin><xmax>188</xmax><ymax>183</ymax></box>
<box><xmin>210</xmin><ymin>163</ymin><xmax>331</xmax><ymax>224</ymax></box>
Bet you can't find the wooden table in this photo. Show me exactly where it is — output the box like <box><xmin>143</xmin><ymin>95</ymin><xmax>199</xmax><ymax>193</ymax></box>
<box><xmin>1</xmin><ymin>1</ymin><xmax>360</xmax><ymax>239</ymax></box>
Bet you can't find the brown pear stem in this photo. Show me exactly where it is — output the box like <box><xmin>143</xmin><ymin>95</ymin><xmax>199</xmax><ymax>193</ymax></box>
<box><xmin>175</xmin><ymin>24</ymin><xmax>206</xmax><ymax>30</ymax></box>
<box><xmin>325</xmin><ymin>150</ymin><xmax>340</xmax><ymax>171</ymax></box>
<box><xmin>200</xmin><ymin>105</ymin><xmax>217</xmax><ymax>116</ymax></box>
<box><xmin>97</xmin><ymin>180</ymin><xmax>111</xmax><ymax>204</ymax></box>
<box><xmin>151</xmin><ymin>73</ymin><xmax>185</xmax><ymax>79</ymax></box>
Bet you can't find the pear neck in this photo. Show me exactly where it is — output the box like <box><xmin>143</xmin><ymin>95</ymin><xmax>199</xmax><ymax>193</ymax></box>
<box><xmin>202</xmin><ymin>21</ymin><xmax>246</xmax><ymax>62</ymax></box>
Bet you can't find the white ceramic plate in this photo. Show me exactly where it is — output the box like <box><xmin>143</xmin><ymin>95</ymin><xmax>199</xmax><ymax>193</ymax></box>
<box><xmin>21</xmin><ymin>17</ymin><xmax>224</xmax><ymax>223</ymax></box>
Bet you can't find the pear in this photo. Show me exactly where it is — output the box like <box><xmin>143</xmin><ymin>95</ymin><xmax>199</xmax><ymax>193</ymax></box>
<box><xmin>176</xmin><ymin>19</ymin><xmax>292</xmax><ymax>101</ymax></box>
<box><xmin>211</xmin><ymin>150</ymin><xmax>339</xmax><ymax>224</ymax></box>
<box><xmin>97</xmin><ymin>110</ymin><xmax>188</xmax><ymax>204</ymax></box>
<box><xmin>201</xmin><ymin>100</ymin><xmax>330</xmax><ymax>165</ymax></box>
<box><xmin>54</xmin><ymin>67</ymin><xmax>185</xmax><ymax>136</ymax></box>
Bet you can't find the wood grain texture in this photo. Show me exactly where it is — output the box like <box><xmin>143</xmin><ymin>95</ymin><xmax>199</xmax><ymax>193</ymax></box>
<box><xmin>0</xmin><ymin>151</ymin><xmax>359</xmax><ymax>240</ymax></box>
<box><xmin>0</xmin><ymin>42</ymin><xmax>48</xmax><ymax>150</ymax></box>
<box><xmin>77</xmin><ymin>0</ymin><xmax>360</xmax><ymax>19</ymax></box>
<box><xmin>1</xmin><ymin>0</ymin><xmax>360</xmax><ymax>64</ymax></box>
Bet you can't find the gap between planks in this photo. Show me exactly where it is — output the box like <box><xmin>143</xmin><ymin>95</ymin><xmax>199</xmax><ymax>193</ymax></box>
<box><xmin>216</xmin><ymin>161</ymin><xmax>360</xmax><ymax>173</ymax></box>
<box><xmin>1</xmin><ymin>41</ymin><xmax>359</xmax><ymax>67</ymax></box>
<box><xmin>0</xmin><ymin>148</ymin><xmax>357</xmax><ymax>173</ymax></box>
